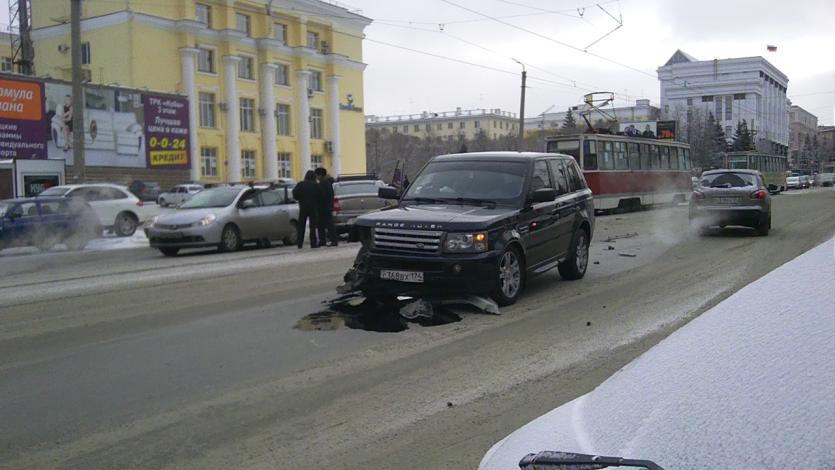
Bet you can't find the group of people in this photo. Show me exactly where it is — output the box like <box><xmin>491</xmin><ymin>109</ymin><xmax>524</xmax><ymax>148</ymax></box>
<box><xmin>291</xmin><ymin>167</ymin><xmax>339</xmax><ymax>249</ymax></box>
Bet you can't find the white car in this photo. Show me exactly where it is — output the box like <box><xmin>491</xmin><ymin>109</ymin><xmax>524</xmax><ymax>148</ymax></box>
<box><xmin>479</xmin><ymin>239</ymin><xmax>834</xmax><ymax>470</ymax></box>
<box><xmin>38</xmin><ymin>183</ymin><xmax>153</xmax><ymax>236</ymax></box>
<box><xmin>158</xmin><ymin>184</ymin><xmax>203</xmax><ymax>207</ymax></box>
<box><xmin>785</xmin><ymin>175</ymin><xmax>801</xmax><ymax>189</ymax></box>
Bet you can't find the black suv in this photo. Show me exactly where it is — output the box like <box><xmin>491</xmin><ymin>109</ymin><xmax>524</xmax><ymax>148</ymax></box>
<box><xmin>351</xmin><ymin>152</ymin><xmax>594</xmax><ymax>305</ymax></box>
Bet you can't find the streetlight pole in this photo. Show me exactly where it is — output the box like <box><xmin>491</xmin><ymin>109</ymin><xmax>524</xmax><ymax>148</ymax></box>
<box><xmin>71</xmin><ymin>0</ymin><xmax>86</xmax><ymax>182</ymax></box>
<box><xmin>513</xmin><ymin>58</ymin><xmax>526</xmax><ymax>151</ymax></box>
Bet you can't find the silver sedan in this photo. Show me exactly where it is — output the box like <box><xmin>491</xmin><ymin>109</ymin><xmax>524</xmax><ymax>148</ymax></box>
<box><xmin>144</xmin><ymin>185</ymin><xmax>299</xmax><ymax>256</ymax></box>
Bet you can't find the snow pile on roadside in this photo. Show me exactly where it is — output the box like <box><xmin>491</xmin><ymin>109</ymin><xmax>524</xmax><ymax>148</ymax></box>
<box><xmin>481</xmin><ymin>237</ymin><xmax>835</xmax><ymax>469</ymax></box>
<box><xmin>85</xmin><ymin>231</ymin><xmax>150</xmax><ymax>252</ymax></box>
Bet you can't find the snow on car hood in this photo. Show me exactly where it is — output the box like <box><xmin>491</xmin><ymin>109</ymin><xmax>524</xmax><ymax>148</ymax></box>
<box><xmin>480</xmin><ymin>237</ymin><xmax>835</xmax><ymax>469</ymax></box>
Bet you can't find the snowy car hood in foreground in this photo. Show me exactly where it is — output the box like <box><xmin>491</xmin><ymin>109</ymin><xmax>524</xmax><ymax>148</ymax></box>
<box><xmin>480</xmin><ymin>238</ymin><xmax>835</xmax><ymax>469</ymax></box>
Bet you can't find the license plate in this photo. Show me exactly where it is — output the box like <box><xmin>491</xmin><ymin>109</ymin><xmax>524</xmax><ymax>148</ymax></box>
<box><xmin>380</xmin><ymin>270</ymin><xmax>424</xmax><ymax>283</ymax></box>
<box><xmin>158</xmin><ymin>232</ymin><xmax>184</xmax><ymax>239</ymax></box>
<box><xmin>715</xmin><ymin>197</ymin><xmax>739</xmax><ymax>204</ymax></box>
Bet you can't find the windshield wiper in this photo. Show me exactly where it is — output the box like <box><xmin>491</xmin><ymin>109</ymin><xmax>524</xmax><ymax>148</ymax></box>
<box><xmin>453</xmin><ymin>197</ymin><xmax>497</xmax><ymax>208</ymax></box>
<box><xmin>402</xmin><ymin>197</ymin><xmax>447</xmax><ymax>205</ymax></box>
<box><xmin>519</xmin><ymin>451</ymin><xmax>665</xmax><ymax>470</ymax></box>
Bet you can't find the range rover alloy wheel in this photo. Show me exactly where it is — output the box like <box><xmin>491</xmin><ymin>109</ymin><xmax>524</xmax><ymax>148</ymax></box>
<box><xmin>492</xmin><ymin>246</ymin><xmax>524</xmax><ymax>306</ymax></box>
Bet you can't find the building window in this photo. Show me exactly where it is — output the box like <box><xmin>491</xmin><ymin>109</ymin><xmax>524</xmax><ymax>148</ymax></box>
<box><xmin>0</xmin><ymin>57</ymin><xmax>12</xmax><ymax>72</ymax></box>
<box><xmin>274</xmin><ymin>23</ymin><xmax>287</xmax><ymax>43</ymax></box>
<box><xmin>715</xmin><ymin>97</ymin><xmax>722</xmax><ymax>120</ymax></box>
<box><xmin>437</xmin><ymin>123</ymin><xmax>442</xmax><ymax>130</ymax></box>
<box><xmin>733</xmin><ymin>93</ymin><xmax>746</xmax><ymax>100</ymax></box>
<box><xmin>277</xmin><ymin>152</ymin><xmax>292</xmax><ymax>178</ymax></box>
<box><xmin>311</xmin><ymin>154</ymin><xmax>323</xmax><ymax>169</ymax></box>
<box><xmin>240</xmin><ymin>98</ymin><xmax>255</xmax><ymax>132</ymax></box>
<box><xmin>238</xmin><ymin>56</ymin><xmax>254</xmax><ymax>80</ymax></box>
<box><xmin>701</xmin><ymin>95</ymin><xmax>713</xmax><ymax>102</ymax></box>
<box><xmin>724</xmin><ymin>95</ymin><xmax>732</xmax><ymax>121</ymax></box>
<box><xmin>474</xmin><ymin>120</ymin><xmax>480</xmax><ymax>128</ymax></box>
<box><xmin>241</xmin><ymin>150</ymin><xmax>257</xmax><ymax>179</ymax></box>
<box><xmin>236</xmin><ymin>13</ymin><xmax>251</xmax><ymax>36</ymax></box>
<box><xmin>200</xmin><ymin>147</ymin><xmax>218</xmax><ymax>177</ymax></box>
<box><xmin>196</xmin><ymin>3</ymin><xmax>211</xmax><ymax>27</ymax></box>
<box><xmin>447</xmin><ymin>122</ymin><xmax>453</xmax><ymax>129</ymax></box>
<box><xmin>197</xmin><ymin>48</ymin><xmax>214</xmax><ymax>73</ymax></box>
<box><xmin>81</xmin><ymin>42</ymin><xmax>91</xmax><ymax>65</ymax></box>
<box><xmin>310</xmin><ymin>70</ymin><xmax>323</xmax><ymax>91</ymax></box>
<box><xmin>425</xmin><ymin>124</ymin><xmax>430</xmax><ymax>131</ymax></box>
<box><xmin>414</xmin><ymin>125</ymin><xmax>419</xmax><ymax>132</ymax></box>
<box><xmin>276</xmin><ymin>103</ymin><xmax>290</xmax><ymax>136</ymax></box>
<box><xmin>198</xmin><ymin>92</ymin><xmax>216</xmax><ymax>128</ymax></box>
<box><xmin>459</xmin><ymin>121</ymin><xmax>465</xmax><ymax>129</ymax></box>
<box><xmin>310</xmin><ymin>108</ymin><xmax>323</xmax><ymax>139</ymax></box>
<box><xmin>276</xmin><ymin>63</ymin><xmax>290</xmax><ymax>86</ymax></box>
<box><xmin>307</xmin><ymin>31</ymin><xmax>319</xmax><ymax>49</ymax></box>
<box><xmin>686</xmin><ymin>97</ymin><xmax>693</xmax><ymax>106</ymax></box>
<box><xmin>403</xmin><ymin>125</ymin><xmax>408</xmax><ymax>133</ymax></box>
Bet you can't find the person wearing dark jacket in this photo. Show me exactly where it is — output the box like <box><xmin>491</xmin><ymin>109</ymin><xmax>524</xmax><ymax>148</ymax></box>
<box><xmin>315</xmin><ymin>167</ymin><xmax>338</xmax><ymax>247</ymax></box>
<box><xmin>292</xmin><ymin>170</ymin><xmax>322</xmax><ymax>248</ymax></box>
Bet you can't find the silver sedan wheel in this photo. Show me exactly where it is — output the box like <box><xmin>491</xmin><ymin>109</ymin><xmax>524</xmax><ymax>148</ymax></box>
<box><xmin>222</xmin><ymin>226</ymin><xmax>239</xmax><ymax>251</ymax></box>
<box><xmin>499</xmin><ymin>250</ymin><xmax>521</xmax><ymax>299</ymax></box>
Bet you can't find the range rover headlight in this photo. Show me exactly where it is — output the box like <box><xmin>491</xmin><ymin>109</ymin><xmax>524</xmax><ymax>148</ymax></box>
<box><xmin>445</xmin><ymin>232</ymin><xmax>488</xmax><ymax>253</ymax></box>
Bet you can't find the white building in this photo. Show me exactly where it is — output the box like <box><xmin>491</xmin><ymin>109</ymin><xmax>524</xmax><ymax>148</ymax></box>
<box><xmin>525</xmin><ymin>99</ymin><xmax>659</xmax><ymax>132</ymax></box>
<box><xmin>657</xmin><ymin>50</ymin><xmax>789</xmax><ymax>155</ymax></box>
<box><xmin>366</xmin><ymin>108</ymin><xmax>519</xmax><ymax>141</ymax></box>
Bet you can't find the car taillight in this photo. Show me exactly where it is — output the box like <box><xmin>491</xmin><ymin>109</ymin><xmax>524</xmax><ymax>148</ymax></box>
<box><xmin>333</xmin><ymin>198</ymin><xmax>341</xmax><ymax>213</ymax></box>
<box><xmin>751</xmin><ymin>190</ymin><xmax>766</xmax><ymax>200</ymax></box>
<box><xmin>691</xmin><ymin>191</ymin><xmax>705</xmax><ymax>200</ymax></box>
<box><xmin>136</xmin><ymin>200</ymin><xmax>144</xmax><ymax>207</ymax></box>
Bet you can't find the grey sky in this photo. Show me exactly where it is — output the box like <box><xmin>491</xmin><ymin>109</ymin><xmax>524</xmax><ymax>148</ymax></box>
<box><xmin>2</xmin><ymin>0</ymin><xmax>832</xmax><ymax>124</ymax></box>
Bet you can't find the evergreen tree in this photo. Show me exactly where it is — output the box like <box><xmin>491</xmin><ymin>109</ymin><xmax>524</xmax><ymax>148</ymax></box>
<box><xmin>732</xmin><ymin>119</ymin><xmax>754</xmax><ymax>151</ymax></box>
<box><xmin>562</xmin><ymin>108</ymin><xmax>577</xmax><ymax>130</ymax></box>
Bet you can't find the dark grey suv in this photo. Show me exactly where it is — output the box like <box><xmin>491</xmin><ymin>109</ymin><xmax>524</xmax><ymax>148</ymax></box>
<box><xmin>690</xmin><ymin>169</ymin><xmax>772</xmax><ymax>236</ymax></box>
<box><xmin>351</xmin><ymin>152</ymin><xmax>595</xmax><ymax>306</ymax></box>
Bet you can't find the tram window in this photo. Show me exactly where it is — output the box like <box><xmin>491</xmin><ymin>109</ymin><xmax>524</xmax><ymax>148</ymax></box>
<box><xmin>615</xmin><ymin>142</ymin><xmax>628</xmax><ymax>170</ymax></box>
<box><xmin>554</xmin><ymin>140</ymin><xmax>581</xmax><ymax>164</ymax></box>
<box><xmin>599</xmin><ymin>141</ymin><xmax>614</xmax><ymax>170</ymax></box>
<box><xmin>650</xmin><ymin>145</ymin><xmax>659</xmax><ymax>169</ymax></box>
<box><xmin>627</xmin><ymin>143</ymin><xmax>640</xmax><ymax>169</ymax></box>
<box><xmin>660</xmin><ymin>147</ymin><xmax>671</xmax><ymax>169</ymax></box>
<box><xmin>684</xmin><ymin>149</ymin><xmax>690</xmax><ymax>169</ymax></box>
<box><xmin>670</xmin><ymin>148</ymin><xmax>679</xmax><ymax>170</ymax></box>
<box><xmin>640</xmin><ymin>144</ymin><xmax>651</xmax><ymax>170</ymax></box>
<box><xmin>583</xmin><ymin>140</ymin><xmax>598</xmax><ymax>170</ymax></box>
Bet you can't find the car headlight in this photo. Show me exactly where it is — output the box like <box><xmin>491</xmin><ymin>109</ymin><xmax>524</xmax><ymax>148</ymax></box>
<box><xmin>445</xmin><ymin>232</ymin><xmax>488</xmax><ymax>253</ymax></box>
<box><xmin>147</xmin><ymin>216</ymin><xmax>160</xmax><ymax>228</ymax></box>
<box><xmin>196</xmin><ymin>214</ymin><xmax>217</xmax><ymax>227</ymax></box>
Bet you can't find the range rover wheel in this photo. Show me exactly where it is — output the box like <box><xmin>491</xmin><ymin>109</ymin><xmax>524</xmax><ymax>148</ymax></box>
<box><xmin>492</xmin><ymin>246</ymin><xmax>524</xmax><ymax>306</ymax></box>
<box><xmin>558</xmin><ymin>228</ymin><xmax>589</xmax><ymax>280</ymax></box>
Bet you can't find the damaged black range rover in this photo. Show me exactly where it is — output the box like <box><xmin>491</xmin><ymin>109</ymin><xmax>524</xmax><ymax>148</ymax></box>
<box><xmin>350</xmin><ymin>152</ymin><xmax>594</xmax><ymax>306</ymax></box>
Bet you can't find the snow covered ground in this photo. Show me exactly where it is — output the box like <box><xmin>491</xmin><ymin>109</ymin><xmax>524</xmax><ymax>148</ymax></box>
<box><xmin>480</xmin><ymin>237</ymin><xmax>835</xmax><ymax>469</ymax></box>
<box><xmin>0</xmin><ymin>231</ymin><xmax>150</xmax><ymax>257</ymax></box>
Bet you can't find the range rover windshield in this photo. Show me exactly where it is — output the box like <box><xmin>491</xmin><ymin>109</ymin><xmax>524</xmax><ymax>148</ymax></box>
<box><xmin>402</xmin><ymin>160</ymin><xmax>527</xmax><ymax>207</ymax></box>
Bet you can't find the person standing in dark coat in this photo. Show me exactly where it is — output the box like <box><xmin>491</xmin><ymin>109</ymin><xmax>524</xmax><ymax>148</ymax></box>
<box><xmin>292</xmin><ymin>170</ymin><xmax>322</xmax><ymax>249</ymax></box>
<box><xmin>315</xmin><ymin>167</ymin><xmax>338</xmax><ymax>247</ymax></box>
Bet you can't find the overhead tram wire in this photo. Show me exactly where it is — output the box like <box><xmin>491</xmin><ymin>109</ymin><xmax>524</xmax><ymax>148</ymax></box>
<box><xmin>439</xmin><ymin>0</ymin><xmax>774</xmax><ymax>121</ymax></box>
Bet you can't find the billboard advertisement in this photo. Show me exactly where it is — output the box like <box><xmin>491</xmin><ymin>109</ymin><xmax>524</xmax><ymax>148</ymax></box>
<box><xmin>620</xmin><ymin>121</ymin><xmax>657</xmax><ymax>138</ymax></box>
<box><xmin>0</xmin><ymin>78</ymin><xmax>47</xmax><ymax>159</ymax></box>
<box><xmin>0</xmin><ymin>75</ymin><xmax>189</xmax><ymax>170</ymax></box>
<box><xmin>656</xmin><ymin>120</ymin><xmax>677</xmax><ymax>140</ymax></box>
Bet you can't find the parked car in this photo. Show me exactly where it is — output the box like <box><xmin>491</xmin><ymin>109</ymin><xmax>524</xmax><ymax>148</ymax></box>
<box><xmin>0</xmin><ymin>197</ymin><xmax>100</xmax><ymax>251</ymax></box>
<box><xmin>144</xmin><ymin>184</ymin><xmax>299</xmax><ymax>256</ymax></box>
<box><xmin>38</xmin><ymin>183</ymin><xmax>152</xmax><ymax>237</ymax></box>
<box><xmin>129</xmin><ymin>180</ymin><xmax>162</xmax><ymax>202</ymax></box>
<box><xmin>158</xmin><ymin>184</ymin><xmax>204</xmax><ymax>207</ymax></box>
<box><xmin>349</xmin><ymin>152</ymin><xmax>595</xmax><ymax>306</ymax></box>
<box><xmin>785</xmin><ymin>175</ymin><xmax>801</xmax><ymax>189</ymax></box>
<box><xmin>799</xmin><ymin>174</ymin><xmax>811</xmax><ymax>188</ymax></box>
<box><xmin>690</xmin><ymin>169</ymin><xmax>771</xmax><ymax>236</ymax></box>
<box><xmin>332</xmin><ymin>179</ymin><xmax>394</xmax><ymax>235</ymax></box>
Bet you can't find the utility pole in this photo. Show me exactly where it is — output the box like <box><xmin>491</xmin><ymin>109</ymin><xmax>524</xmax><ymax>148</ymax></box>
<box><xmin>513</xmin><ymin>59</ymin><xmax>526</xmax><ymax>151</ymax></box>
<box><xmin>71</xmin><ymin>0</ymin><xmax>85</xmax><ymax>182</ymax></box>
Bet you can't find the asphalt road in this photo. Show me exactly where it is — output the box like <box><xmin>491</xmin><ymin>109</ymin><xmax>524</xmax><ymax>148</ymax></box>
<box><xmin>1</xmin><ymin>189</ymin><xmax>833</xmax><ymax>469</ymax></box>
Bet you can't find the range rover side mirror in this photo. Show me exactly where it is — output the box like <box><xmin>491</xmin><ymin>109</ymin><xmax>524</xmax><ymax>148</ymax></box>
<box><xmin>379</xmin><ymin>187</ymin><xmax>399</xmax><ymax>200</ymax></box>
<box><xmin>530</xmin><ymin>188</ymin><xmax>557</xmax><ymax>203</ymax></box>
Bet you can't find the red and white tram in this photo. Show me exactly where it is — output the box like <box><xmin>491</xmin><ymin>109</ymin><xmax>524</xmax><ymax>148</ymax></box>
<box><xmin>546</xmin><ymin>133</ymin><xmax>692</xmax><ymax>210</ymax></box>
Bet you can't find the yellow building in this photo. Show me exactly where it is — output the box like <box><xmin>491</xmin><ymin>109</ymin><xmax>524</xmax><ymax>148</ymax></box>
<box><xmin>30</xmin><ymin>0</ymin><xmax>371</xmax><ymax>183</ymax></box>
<box><xmin>0</xmin><ymin>32</ymin><xmax>16</xmax><ymax>73</ymax></box>
<box><xmin>366</xmin><ymin>108</ymin><xmax>520</xmax><ymax>142</ymax></box>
